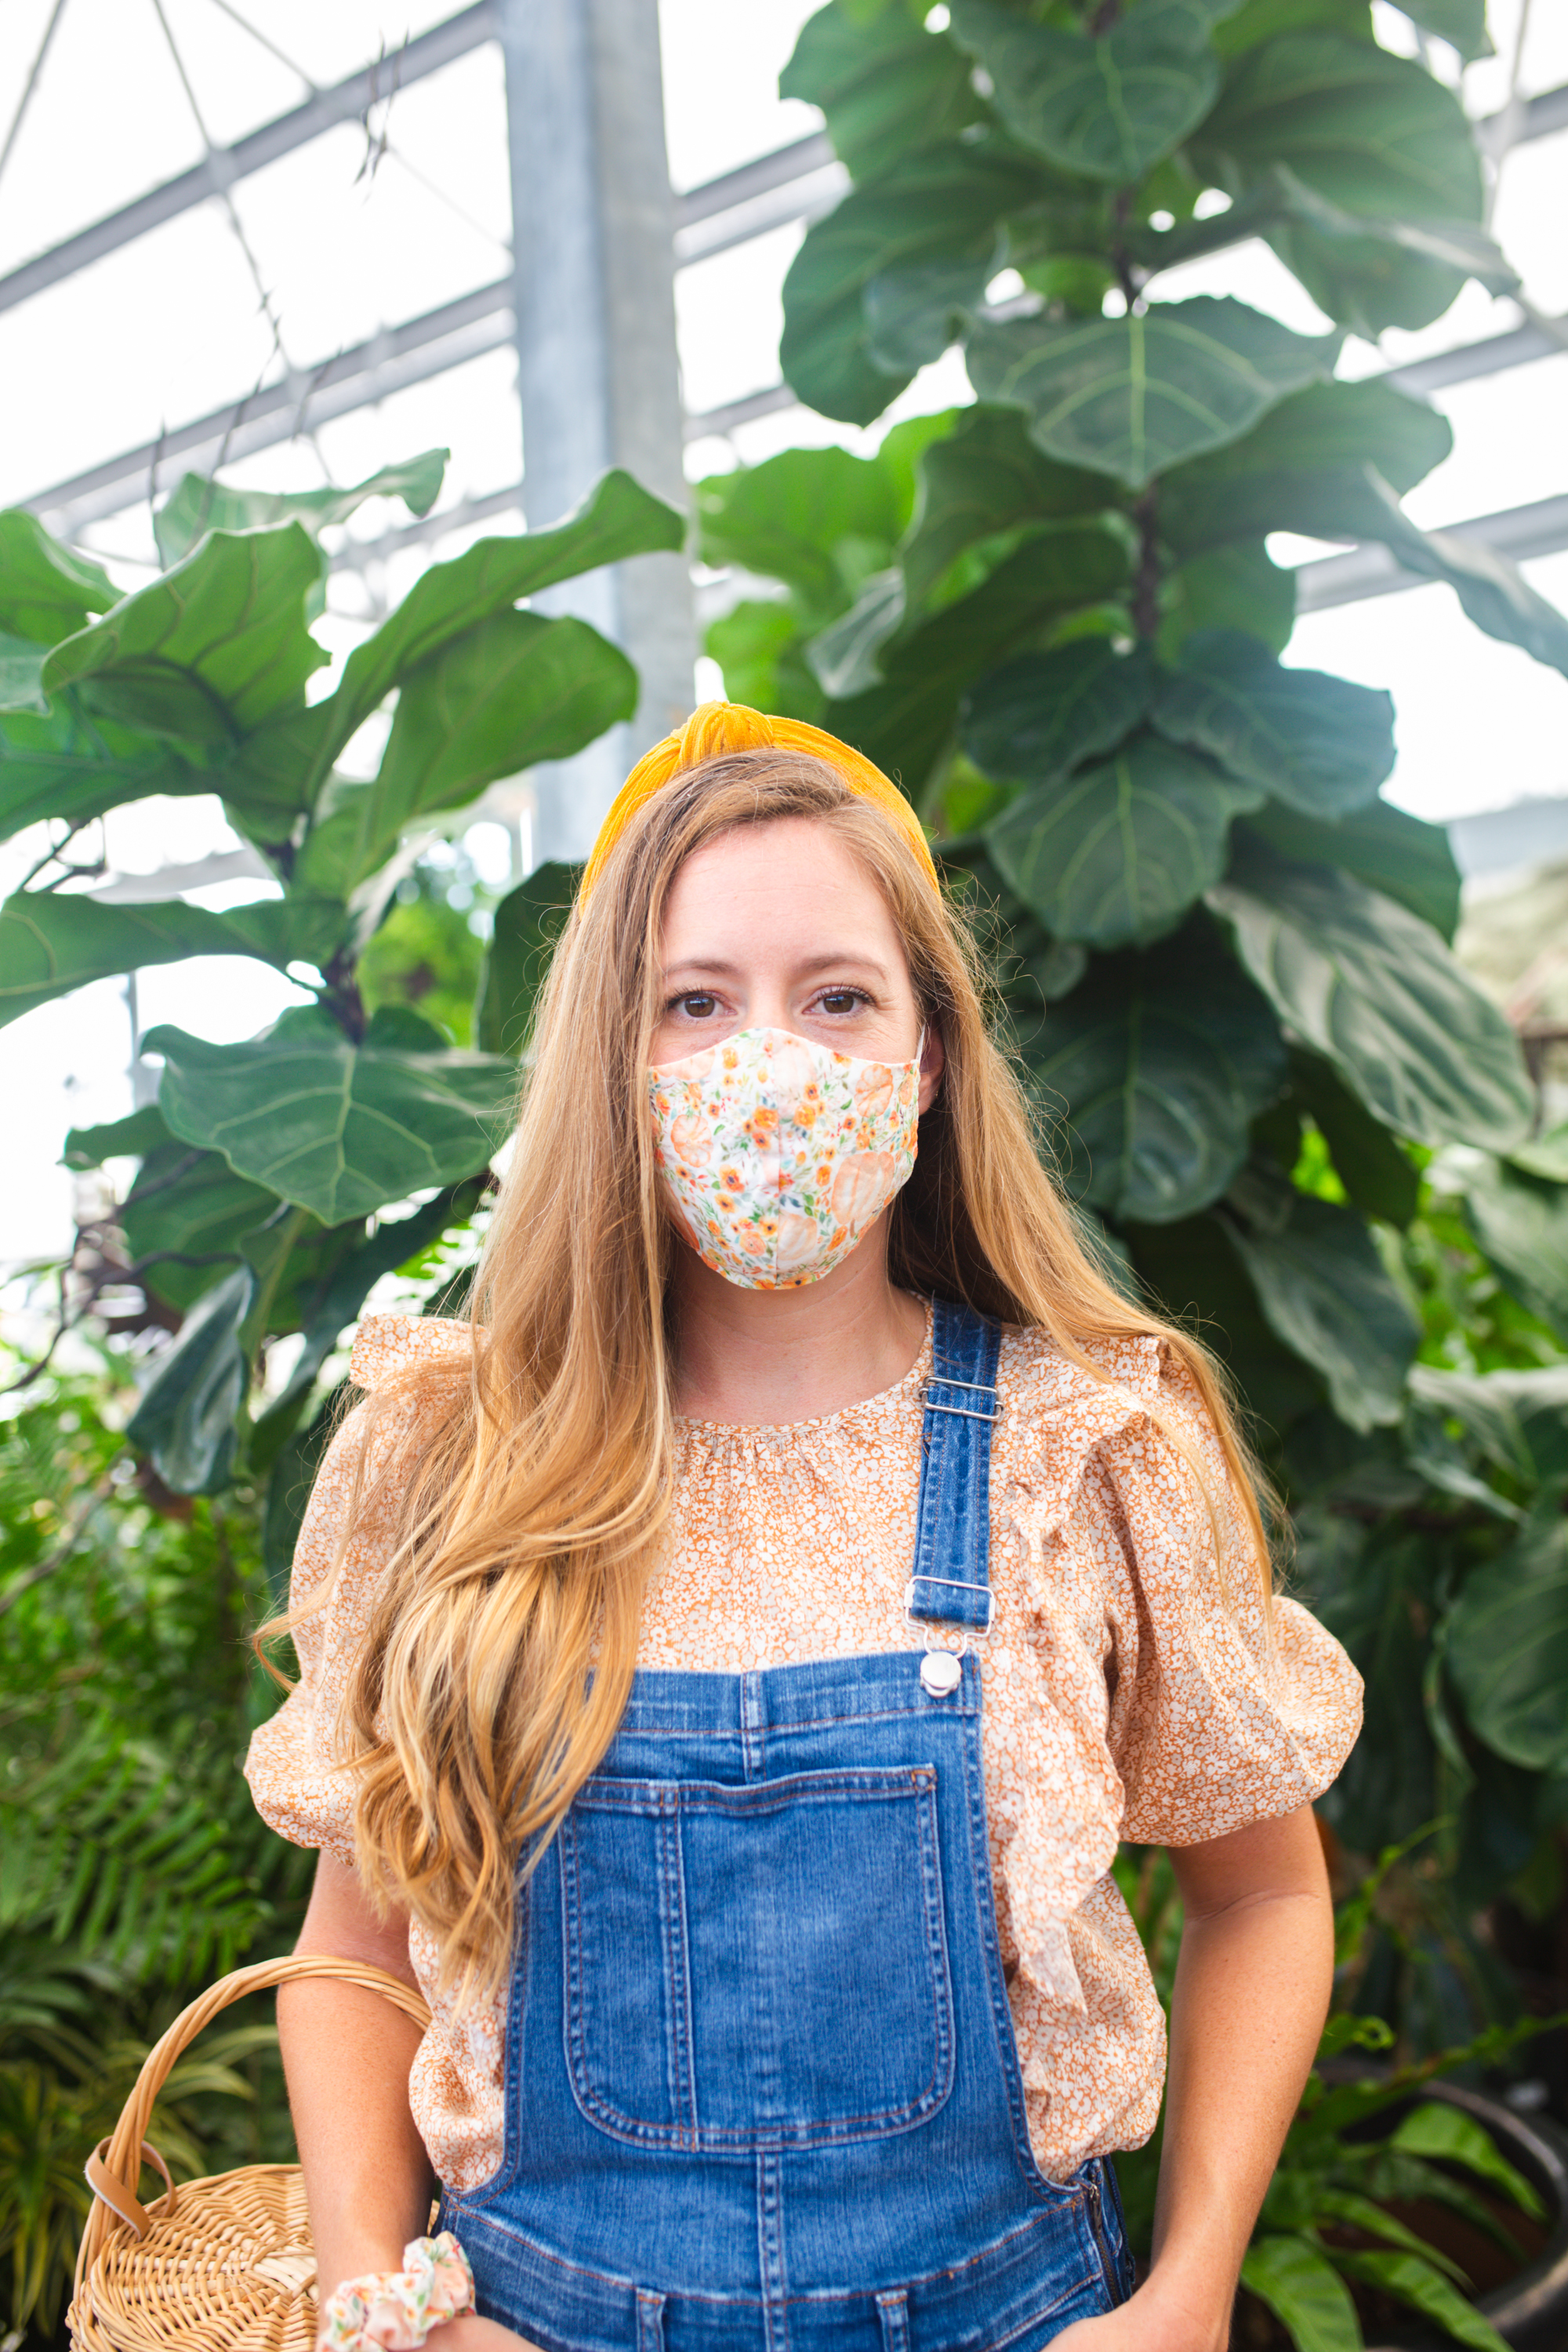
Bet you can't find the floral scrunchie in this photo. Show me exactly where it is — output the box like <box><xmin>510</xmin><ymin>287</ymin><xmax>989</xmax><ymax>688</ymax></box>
<box><xmin>318</xmin><ymin>2231</ymin><xmax>474</xmax><ymax>2351</ymax></box>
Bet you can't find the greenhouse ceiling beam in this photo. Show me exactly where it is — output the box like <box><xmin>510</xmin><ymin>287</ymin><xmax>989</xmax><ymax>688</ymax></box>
<box><xmin>0</xmin><ymin>3</ymin><xmax>500</xmax><ymax>318</ymax></box>
<box><xmin>24</xmin><ymin>284</ymin><xmax>1568</xmax><ymax>543</ymax></box>
<box><xmin>4</xmin><ymin>0</ymin><xmax>1558</xmax><ymax>325</ymax></box>
<box><xmin>1294</xmin><ymin>488</ymin><xmax>1568</xmax><ymax>610</ymax></box>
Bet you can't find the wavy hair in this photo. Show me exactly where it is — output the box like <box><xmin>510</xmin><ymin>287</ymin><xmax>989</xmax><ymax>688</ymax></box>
<box><xmin>262</xmin><ymin>748</ymin><xmax>1275</xmax><ymax>2004</ymax></box>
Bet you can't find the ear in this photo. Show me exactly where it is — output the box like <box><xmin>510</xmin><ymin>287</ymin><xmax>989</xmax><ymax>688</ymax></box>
<box><xmin>917</xmin><ymin>1022</ymin><xmax>946</xmax><ymax>1116</ymax></box>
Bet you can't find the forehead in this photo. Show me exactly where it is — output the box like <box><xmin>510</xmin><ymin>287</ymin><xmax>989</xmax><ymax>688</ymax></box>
<box><xmin>659</xmin><ymin>818</ymin><xmax>902</xmax><ymax>957</ymax></box>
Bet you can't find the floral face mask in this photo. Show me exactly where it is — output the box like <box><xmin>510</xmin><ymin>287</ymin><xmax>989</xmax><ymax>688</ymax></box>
<box><xmin>649</xmin><ymin>1025</ymin><xmax>924</xmax><ymax>1290</ymax></box>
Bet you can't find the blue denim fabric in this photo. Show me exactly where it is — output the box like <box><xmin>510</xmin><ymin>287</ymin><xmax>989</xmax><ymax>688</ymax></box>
<box><xmin>442</xmin><ymin>1301</ymin><xmax>1137</xmax><ymax>2350</ymax></box>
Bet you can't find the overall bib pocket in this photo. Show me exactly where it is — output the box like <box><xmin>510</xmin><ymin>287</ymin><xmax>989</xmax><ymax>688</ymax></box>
<box><xmin>560</xmin><ymin>1763</ymin><xmax>954</xmax><ymax>2151</ymax></box>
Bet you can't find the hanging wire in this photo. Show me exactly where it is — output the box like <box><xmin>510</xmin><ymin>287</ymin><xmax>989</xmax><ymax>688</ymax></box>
<box><xmin>0</xmin><ymin>0</ymin><xmax>70</xmax><ymax>194</ymax></box>
<box><xmin>147</xmin><ymin>0</ymin><xmax>336</xmax><ymax>483</ymax></box>
<box><xmin>201</xmin><ymin>0</ymin><xmax>511</xmax><ymax>255</ymax></box>
<box><xmin>202</xmin><ymin>0</ymin><xmax>316</xmax><ymax>93</ymax></box>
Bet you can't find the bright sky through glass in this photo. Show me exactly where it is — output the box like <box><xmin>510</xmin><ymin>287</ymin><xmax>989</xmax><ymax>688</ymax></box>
<box><xmin>0</xmin><ymin>0</ymin><xmax>1565</xmax><ymax>1260</ymax></box>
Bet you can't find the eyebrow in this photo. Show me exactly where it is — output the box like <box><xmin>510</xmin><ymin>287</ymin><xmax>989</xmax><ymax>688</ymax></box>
<box><xmin>661</xmin><ymin>952</ymin><xmax>896</xmax><ymax>985</ymax></box>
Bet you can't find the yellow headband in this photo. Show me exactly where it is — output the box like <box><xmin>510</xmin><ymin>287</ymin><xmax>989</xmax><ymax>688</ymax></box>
<box><xmin>579</xmin><ymin>700</ymin><xmax>940</xmax><ymax>902</ymax></box>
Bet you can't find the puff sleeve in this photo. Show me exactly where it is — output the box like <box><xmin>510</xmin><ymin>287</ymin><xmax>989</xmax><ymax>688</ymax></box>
<box><xmin>1095</xmin><ymin>1352</ymin><xmax>1363</xmax><ymax>1846</ymax></box>
<box><xmin>242</xmin><ymin>1316</ymin><xmax>471</xmax><ymax>1863</ymax></box>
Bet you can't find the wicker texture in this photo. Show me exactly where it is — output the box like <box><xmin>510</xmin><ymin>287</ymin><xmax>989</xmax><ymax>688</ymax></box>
<box><xmin>69</xmin><ymin>1955</ymin><xmax>431</xmax><ymax>2352</ymax></box>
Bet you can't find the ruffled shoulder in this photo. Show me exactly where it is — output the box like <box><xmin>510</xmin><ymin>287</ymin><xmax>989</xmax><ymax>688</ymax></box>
<box><xmin>349</xmin><ymin>1312</ymin><xmax>472</xmax><ymax>1392</ymax></box>
<box><xmin>991</xmin><ymin>1322</ymin><xmax>1180</xmax><ymax>1561</ymax></box>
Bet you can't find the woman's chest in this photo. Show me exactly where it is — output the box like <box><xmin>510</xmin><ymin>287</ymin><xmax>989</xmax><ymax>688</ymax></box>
<box><xmin>641</xmin><ymin>1421</ymin><xmax>1117</xmax><ymax>1778</ymax></box>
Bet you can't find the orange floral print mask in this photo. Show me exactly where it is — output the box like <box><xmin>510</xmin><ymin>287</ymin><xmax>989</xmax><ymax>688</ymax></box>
<box><xmin>648</xmin><ymin>1025</ymin><xmax>924</xmax><ymax>1289</ymax></box>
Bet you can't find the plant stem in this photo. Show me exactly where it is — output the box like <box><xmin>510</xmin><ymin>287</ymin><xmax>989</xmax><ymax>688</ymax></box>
<box><xmin>1131</xmin><ymin>487</ymin><xmax>1162</xmax><ymax>641</ymax></box>
<box><xmin>321</xmin><ymin>946</ymin><xmax>368</xmax><ymax>1041</ymax></box>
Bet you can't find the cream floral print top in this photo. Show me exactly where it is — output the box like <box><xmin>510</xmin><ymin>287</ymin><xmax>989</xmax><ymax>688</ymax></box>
<box><xmin>245</xmin><ymin>1305</ymin><xmax>1361</xmax><ymax>2190</ymax></box>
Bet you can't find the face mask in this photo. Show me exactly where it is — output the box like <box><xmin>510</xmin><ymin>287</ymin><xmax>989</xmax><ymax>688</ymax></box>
<box><xmin>649</xmin><ymin>1025</ymin><xmax>924</xmax><ymax>1290</ymax></box>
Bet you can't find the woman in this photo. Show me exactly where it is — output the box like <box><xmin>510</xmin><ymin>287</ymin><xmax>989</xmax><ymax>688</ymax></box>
<box><xmin>249</xmin><ymin>702</ymin><xmax>1360</xmax><ymax>2352</ymax></box>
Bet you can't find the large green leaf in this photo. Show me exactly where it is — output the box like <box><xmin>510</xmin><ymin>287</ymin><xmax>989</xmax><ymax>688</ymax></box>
<box><xmin>1024</xmin><ymin>914</ymin><xmax>1287</xmax><ymax>1221</ymax></box>
<box><xmin>1225</xmin><ymin>1187</ymin><xmax>1419</xmax><ymax>1428</ymax></box>
<box><xmin>1257</xmin><ymin>162</ymin><xmax>1512</xmax><ymax>339</ymax></box>
<box><xmin>1289</xmin><ymin>1047</ymin><xmax>1418</xmax><ymax>1227</ymax></box>
<box><xmin>1152</xmin><ymin>629</ymin><xmax>1392</xmax><ymax>815</ymax></box>
<box><xmin>1305</xmin><ymin>1518</ymin><xmax>1440</xmax><ymax>1849</ymax></box>
<box><xmin>1392</xmin><ymin>0</ymin><xmax>1490</xmax><ymax>61</ymax></box>
<box><xmin>706</xmin><ymin>599</ymin><xmax>825</xmax><ymax>722</ymax></box>
<box><xmin>1389</xmin><ymin>2102</ymin><xmax>1544</xmax><ymax>2217</ymax></box>
<box><xmin>1407</xmin><ymin>1363</ymin><xmax>1568</xmax><ymax>1498</ymax></box>
<box><xmin>1172</xmin><ymin>396</ymin><xmax>1568</xmax><ymax>680</ymax></box>
<box><xmin>1212</xmin><ymin>0</ymin><xmax>1377</xmax><ymax>59</ymax></box>
<box><xmin>1196</xmin><ymin>35</ymin><xmax>1483</xmax><ymax>223</ymax></box>
<box><xmin>0</xmin><ymin>632</ymin><xmax>47</xmax><ymax>714</ymax></box>
<box><xmin>780</xmin><ymin>4</ymin><xmax>984</xmax><ymax>180</ymax></box>
<box><xmin>125</xmin><ymin>1265</ymin><xmax>256</xmax><ymax>1495</ymax></box>
<box><xmin>988</xmin><ymin>732</ymin><xmax>1261</xmax><ymax>949</ymax></box>
<box><xmin>780</xmin><ymin>142</ymin><xmax>1044</xmax><ymax>426</ymax></box>
<box><xmin>949</xmin><ymin>0</ymin><xmax>1240</xmax><ymax>184</ymax></box>
<box><xmin>695</xmin><ymin>446</ymin><xmax>902</xmax><ymax>616</ymax></box>
<box><xmin>476</xmin><ymin>859</ymin><xmax>579</xmax><ymax>1056</ymax></box>
<box><xmin>963</xmin><ymin>640</ymin><xmax>1153</xmax><ymax>786</ymax></box>
<box><xmin>1128</xmin><ymin>1208</ymin><xmax>1323</xmax><ymax>1429</ymax></box>
<box><xmin>1240</xmin><ymin>2233</ymin><xmax>1361</xmax><ymax>2352</ymax></box>
<box><xmin>63</xmin><ymin>1102</ymin><xmax>172</xmax><ymax>1167</ymax></box>
<box><xmin>251</xmin><ymin>1177</ymin><xmax>487</xmax><ymax>1472</ymax></box>
<box><xmin>1158</xmin><ymin>539</ymin><xmax>1298</xmax><ymax>660</ymax></box>
<box><xmin>120</xmin><ymin>1140</ymin><xmax>283</xmax><ymax>1312</ymax></box>
<box><xmin>1406</xmin><ymin>523</ymin><xmax>1568</xmax><ymax>683</ymax></box>
<box><xmin>966</xmin><ymin>297</ymin><xmax>1340</xmax><ymax>490</ymax></box>
<box><xmin>1209</xmin><ymin>852</ymin><xmax>1531</xmax><ymax>1151</ymax></box>
<box><xmin>42</xmin><ymin>525</ymin><xmax>328</xmax><ymax>753</ymax></box>
<box><xmin>1160</xmin><ymin>376</ymin><xmax>1453</xmax><ymax>553</ymax></box>
<box><xmin>308</xmin><ymin>470</ymin><xmax>684</xmax><ymax>793</ymax></box>
<box><xmin>0</xmin><ymin>888</ymin><xmax>335</xmax><ymax>1027</ymax></box>
<box><xmin>295</xmin><ymin>614</ymin><xmax>635</xmax><ymax>898</ymax></box>
<box><xmin>1241</xmin><ymin>799</ymin><xmax>1460</xmax><ymax>938</ymax></box>
<box><xmin>154</xmin><ymin>451</ymin><xmax>447</xmax><ymax>568</ymax></box>
<box><xmin>900</xmin><ymin>405</ymin><xmax>1119</xmax><ymax>612</ymax></box>
<box><xmin>144</xmin><ymin>1003</ymin><xmax>516</xmax><ymax>1226</ymax></box>
<box><xmin>804</xmin><ymin>570</ymin><xmax>906</xmax><ymax>698</ymax></box>
<box><xmin>825</xmin><ymin>518</ymin><xmax>1130</xmax><ymax>791</ymax></box>
<box><xmin>1331</xmin><ymin>2249</ymin><xmax>1508</xmax><ymax>2352</ymax></box>
<box><xmin>1463</xmin><ymin>1157</ymin><xmax>1568</xmax><ymax>1342</ymax></box>
<box><xmin>0</xmin><ymin>696</ymin><xmax>200</xmax><ymax>840</ymax></box>
<box><xmin>1446</xmin><ymin>1512</ymin><xmax>1568</xmax><ymax>1773</ymax></box>
<box><xmin>0</xmin><ymin>511</ymin><xmax>117</xmax><ymax>644</ymax></box>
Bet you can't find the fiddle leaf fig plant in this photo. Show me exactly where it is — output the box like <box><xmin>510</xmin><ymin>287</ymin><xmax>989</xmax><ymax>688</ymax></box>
<box><xmin>3</xmin><ymin>454</ymin><xmax>684</xmax><ymax>1558</ymax></box>
<box><xmin>704</xmin><ymin>0</ymin><xmax>1568</xmax><ymax>2073</ymax></box>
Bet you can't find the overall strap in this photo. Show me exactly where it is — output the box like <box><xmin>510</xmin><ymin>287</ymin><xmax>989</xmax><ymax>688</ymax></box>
<box><xmin>906</xmin><ymin>1298</ymin><xmax>1003</xmax><ymax>1635</ymax></box>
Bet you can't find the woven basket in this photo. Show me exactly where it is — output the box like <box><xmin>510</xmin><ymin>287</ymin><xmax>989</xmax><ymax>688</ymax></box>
<box><xmin>68</xmin><ymin>1953</ymin><xmax>432</xmax><ymax>2352</ymax></box>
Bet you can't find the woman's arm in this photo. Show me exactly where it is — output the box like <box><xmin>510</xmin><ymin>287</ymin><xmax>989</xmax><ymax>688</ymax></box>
<box><xmin>280</xmin><ymin>1852</ymin><xmax>528</xmax><ymax>2350</ymax></box>
<box><xmin>1056</xmin><ymin>1802</ymin><xmax>1334</xmax><ymax>2352</ymax></box>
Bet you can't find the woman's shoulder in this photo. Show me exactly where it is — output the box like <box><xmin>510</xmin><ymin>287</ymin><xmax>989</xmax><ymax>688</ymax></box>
<box><xmin>991</xmin><ymin>1315</ymin><xmax>1229</xmax><ymax>1494</ymax></box>
<box><xmin>349</xmin><ymin>1312</ymin><xmax>473</xmax><ymax>1394</ymax></box>
<box><xmin>993</xmin><ymin>1316</ymin><xmax>1169</xmax><ymax>1428</ymax></box>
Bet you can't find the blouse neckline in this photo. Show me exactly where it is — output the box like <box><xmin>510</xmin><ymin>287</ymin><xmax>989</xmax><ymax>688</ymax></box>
<box><xmin>673</xmin><ymin>1298</ymin><xmax>934</xmax><ymax>1441</ymax></box>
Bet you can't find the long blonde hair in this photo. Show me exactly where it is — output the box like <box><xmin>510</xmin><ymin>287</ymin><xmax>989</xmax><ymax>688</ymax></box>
<box><xmin>268</xmin><ymin>751</ymin><xmax>1274</xmax><ymax>2002</ymax></box>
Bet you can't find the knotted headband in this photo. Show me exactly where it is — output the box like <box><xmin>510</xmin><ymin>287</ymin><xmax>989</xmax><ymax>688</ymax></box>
<box><xmin>579</xmin><ymin>700</ymin><xmax>940</xmax><ymax>902</ymax></box>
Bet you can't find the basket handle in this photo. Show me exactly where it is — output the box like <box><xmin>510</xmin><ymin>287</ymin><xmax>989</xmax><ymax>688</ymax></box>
<box><xmin>77</xmin><ymin>1952</ymin><xmax>431</xmax><ymax>2277</ymax></box>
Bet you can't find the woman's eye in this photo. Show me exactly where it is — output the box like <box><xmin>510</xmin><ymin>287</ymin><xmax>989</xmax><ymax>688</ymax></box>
<box><xmin>674</xmin><ymin>992</ymin><xmax>719</xmax><ymax>1019</ymax></box>
<box><xmin>816</xmin><ymin>989</ymin><xmax>869</xmax><ymax>1016</ymax></box>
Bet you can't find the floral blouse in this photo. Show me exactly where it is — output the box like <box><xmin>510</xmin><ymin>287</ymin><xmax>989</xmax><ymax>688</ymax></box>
<box><xmin>245</xmin><ymin>1306</ymin><xmax>1361</xmax><ymax>2190</ymax></box>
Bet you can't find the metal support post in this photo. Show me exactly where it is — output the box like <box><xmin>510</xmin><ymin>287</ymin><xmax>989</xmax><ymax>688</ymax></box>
<box><xmin>500</xmin><ymin>0</ymin><xmax>695</xmax><ymax>863</ymax></box>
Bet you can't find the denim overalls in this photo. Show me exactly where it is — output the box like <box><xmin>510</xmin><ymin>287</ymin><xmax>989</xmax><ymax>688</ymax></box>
<box><xmin>443</xmin><ymin>1300</ymin><xmax>1136</xmax><ymax>2350</ymax></box>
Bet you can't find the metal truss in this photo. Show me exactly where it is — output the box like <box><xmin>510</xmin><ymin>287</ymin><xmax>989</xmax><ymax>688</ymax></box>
<box><xmin>10</xmin><ymin>0</ymin><xmax>1568</xmax><ymax>608</ymax></box>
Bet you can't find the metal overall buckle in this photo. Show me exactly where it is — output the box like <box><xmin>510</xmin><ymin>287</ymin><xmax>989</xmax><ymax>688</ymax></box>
<box><xmin>904</xmin><ymin>1577</ymin><xmax>996</xmax><ymax>1697</ymax></box>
